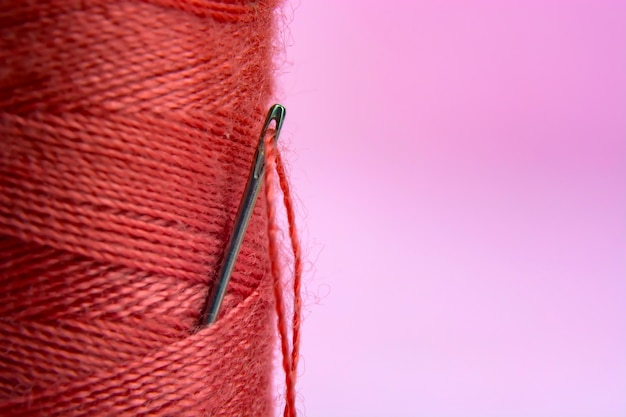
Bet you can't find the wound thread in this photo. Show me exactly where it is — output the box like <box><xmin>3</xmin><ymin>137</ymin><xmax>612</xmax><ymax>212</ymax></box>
<box><xmin>0</xmin><ymin>1</ymin><xmax>300</xmax><ymax>416</ymax></box>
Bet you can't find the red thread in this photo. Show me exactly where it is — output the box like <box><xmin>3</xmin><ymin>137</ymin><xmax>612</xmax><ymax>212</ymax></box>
<box><xmin>276</xmin><ymin>149</ymin><xmax>304</xmax><ymax>387</ymax></box>
<box><xmin>0</xmin><ymin>1</ymin><xmax>300</xmax><ymax>416</ymax></box>
<box><xmin>263</xmin><ymin>133</ymin><xmax>303</xmax><ymax>417</ymax></box>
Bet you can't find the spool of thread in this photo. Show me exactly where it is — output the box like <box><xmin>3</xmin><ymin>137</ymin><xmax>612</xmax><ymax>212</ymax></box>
<box><xmin>0</xmin><ymin>1</ymin><xmax>299</xmax><ymax>415</ymax></box>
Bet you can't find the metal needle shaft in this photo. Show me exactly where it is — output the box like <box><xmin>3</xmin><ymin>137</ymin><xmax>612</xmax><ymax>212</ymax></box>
<box><xmin>200</xmin><ymin>104</ymin><xmax>286</xmax><ymax>326</ymax></box>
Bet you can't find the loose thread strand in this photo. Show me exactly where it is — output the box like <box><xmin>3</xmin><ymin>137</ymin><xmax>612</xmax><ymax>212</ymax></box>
<box><xmin>263</xmin><ymin>131</ymin><xmax>300</xmax><ymax>417</ymax></box>
<box><xmin>275</xmin><ymin>151</ymin><xmax>303</xmax><ymax>384</ymax></box>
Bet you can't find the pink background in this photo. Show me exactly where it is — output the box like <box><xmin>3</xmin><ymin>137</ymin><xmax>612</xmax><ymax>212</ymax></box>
<box><xmin>277</xmin><ymin>1</ymin><xmax>626</xmax><ymax>416</ymax></box>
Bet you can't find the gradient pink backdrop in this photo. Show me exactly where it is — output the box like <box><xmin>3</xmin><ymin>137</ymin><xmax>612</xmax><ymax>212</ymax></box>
<box><xmin>277</xmin><ymin>1</ymin><xmax>626</xmax><ymax>416</ymax></box>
